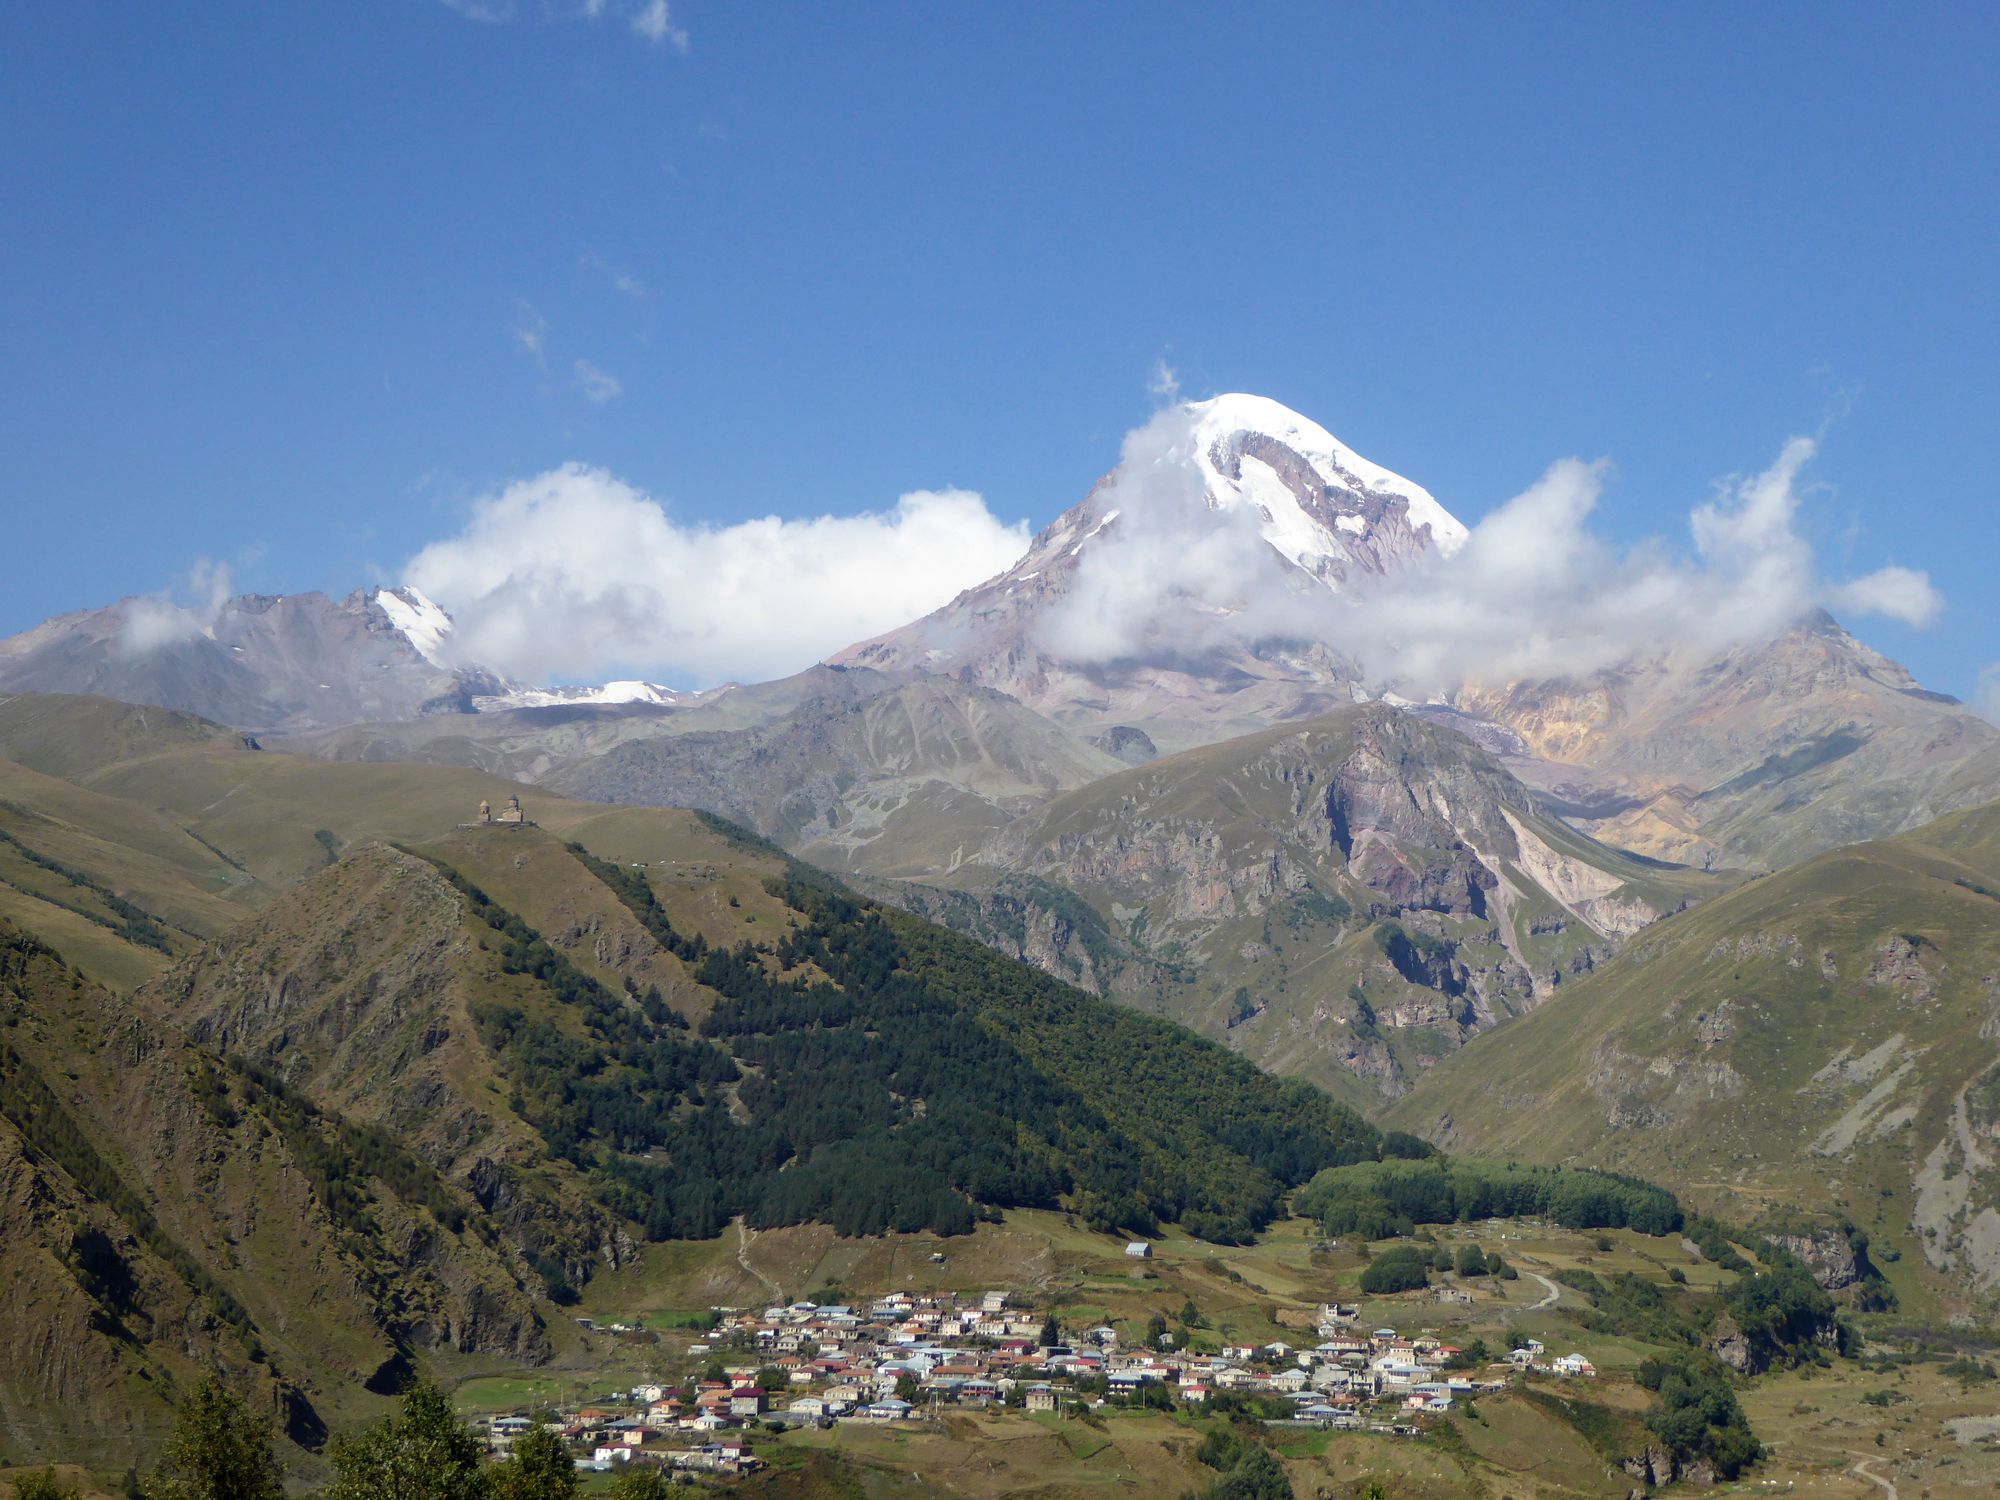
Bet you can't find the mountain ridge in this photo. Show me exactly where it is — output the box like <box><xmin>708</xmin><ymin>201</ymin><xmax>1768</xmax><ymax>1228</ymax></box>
<box><xmin>1384</xmin><ymin>798</ymin><xmax>2000</xmax><ymax>1316</ymax></box>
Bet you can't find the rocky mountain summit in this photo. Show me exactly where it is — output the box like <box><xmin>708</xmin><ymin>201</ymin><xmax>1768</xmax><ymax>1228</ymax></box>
<box><xmin>832</xmin><ymin>393</ymin><xmax>1466</xmax><ymax>751</ymax></box>
<box><xmin>0</xmin><ymin>586</ymin><xmax>505</xmax><ymax>734</ymax></box>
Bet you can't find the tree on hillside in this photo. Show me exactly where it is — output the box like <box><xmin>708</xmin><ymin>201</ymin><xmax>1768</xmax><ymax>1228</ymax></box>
<box><xmin>324</xmin><ymin>1382</ymin><xmax>488</xmax><ymax>1500</ymax></box>
<box><xmin>608</xmin><ymin>1470</ymin><xmax>673</xmax><ymax>1500</ymax></box>
<box><xmin>490</xmin><ymin>1425</ymin><xmax>575</xmax><ymax>1500</ymax></box>
<box><xmin>1200</xmin><ymin>1445</ymin><xmax>1292</xmax><ymax>1500</ymax></box>
<box><xmin>1455</xmin><ymin>1245</ymin><xmax>1488</xmax><ymax>1277</ymax></box>
<box><xmin>1039</xmin><ymin>1312</ymin><xmax>1061</xmax><ymax>1346</ymax></box>
<box><xmin>14</xmin><ymin>1471</ymin><xmax>80</xmax><ymax>1500</ymax></box>
<box><xmin>1359</xmin><ymin>1247</ymin><xmax>1429</xmax><ymax>1295</ymax></box>
<box><xmin>1637</xmin><ymin>1355</ymin><xmax>1761</xmax><ymax>1478</ymax></box>
<box><xmin>146</xmin><ymin>1378</ymin><xmax>284</xmax><ymax>1500</ymax></box>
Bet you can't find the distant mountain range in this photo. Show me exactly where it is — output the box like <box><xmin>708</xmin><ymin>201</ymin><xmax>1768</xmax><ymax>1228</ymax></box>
<box><xmin>5</xmin><ymin>393</ymin><xmax>1997</xmax><ymax>1102</ymax></box>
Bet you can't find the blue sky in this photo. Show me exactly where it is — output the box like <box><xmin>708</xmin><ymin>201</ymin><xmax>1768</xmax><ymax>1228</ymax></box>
<box><xmin>2</xmin><ymin>2</ymin><xmax>1994</xmax><ymax>698</ymax></box>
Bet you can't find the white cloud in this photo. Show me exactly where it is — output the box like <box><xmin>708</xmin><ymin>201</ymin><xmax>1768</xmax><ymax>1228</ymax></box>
<box><xmin>405</xmin><ymin>465</ymin><xmax>1029</xmax><ymax>685</ymax></box>
<box><xmin>574</xmin><ymin>358</ymin><xmax>622</xmax><ymax>403</ymax></box>
<box><xmin>630</xmin><ymin>0</ymin><xmax>688</xmax><ymax>49</ymax></box>
<box><xmin>581</xmin><ymin>248</ymin><xmax>646</xmax><ymax>299</ymax></box>
<box><xmin>118</xmin><ymin>559</ymin><xmax>234</xmax><ymax>655</ymax></box>
<box><xmin>437</xmin><ymin>0</ymin><xmax>686</xmax><ymax>52</ymax></box>
<box><xmin>1148</xmin><ymin>358</ymin><xmax>1181</xmax><ymax>405</ymax></box>
<box><xmin>511</xmin><ymin>302</ymin><xmax>549</xmax><ymax>365</ymax></box>
<box><xmin>1040</xmin><ymin>407</ymin><xmax>1945</xmax><ymax>695</ymax></box>
<box><xmin>437</xmin><ymin>0</ymin><xmax>513</xmax><ymax>21</ymax></box>
<box><xmin>1975</xmin><ymin>665</ymin><xmax>2000</xmax><ymax>725</ymax></box>
<box><xmin>1827</xmin><ymin>565</ymin><xmax>1943</xmax><ymax>628</ymax></box>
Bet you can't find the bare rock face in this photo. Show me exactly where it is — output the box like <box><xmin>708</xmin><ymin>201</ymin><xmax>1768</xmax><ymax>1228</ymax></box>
<box><xmin>1865</xmin><ymin>934</ymin><xmax>1940</xmax><ymax>1006</ymax></box>
<box><xmin>1622</xmin><ymin>1446</ymin><xmax>1676</xmax><ymax>1488</ymax></box>
<box><xmin>1091</xmin><ymin>725</ymin><xmax>1158</xmax><ymax>765</ymax></box>
<box><xmin>1460</xmin><ymin>614</ymin><xmax>2000</xmax><ymax>871</ymax></box>
<box><xmin>974</xmin><ymin>704</ymin><xmax>1689</xmax><ymax>1097</ymax></box>
<box><xmin>0</xmin><ymin>587</ymin><xmax>506</xmax><ymax>733</ymax></box>
<box><xmin>1770</xmin><ymin>1227</ymin><xmax>1864</xmax><ymax>1290</ymax></box>
<box><xmin>1709</xmin><ymin>1313</ymin><xmax>1755</xmax><ymax>1374</ymax></box>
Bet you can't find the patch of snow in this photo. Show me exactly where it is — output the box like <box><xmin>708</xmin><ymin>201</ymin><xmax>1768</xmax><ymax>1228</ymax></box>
<box><xmin>373</xmin><ymin>586</ymin><xmax>455</xmax><ymax>667</ymax></box>
<box><xmin>1182</xmin><ymin>394</ymin><xmax>1469</xmax><ymax>575</ymax></box>
<box><xmin>479</xmin><ymin>679</ymin><xmax>683</xmax><ymax>711</ymax></box>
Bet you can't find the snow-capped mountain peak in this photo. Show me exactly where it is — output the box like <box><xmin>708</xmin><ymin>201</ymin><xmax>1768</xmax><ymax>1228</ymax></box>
<box><xmin>370</xmin><ymin>585</ymin><xmax>455</xmax><ymax>667</ymax></box>
<box><xmin>1174</xmin><ymin>392</ymin><xmax>1467</xmax><ymax>582</ymax></box>
<box><xmin>948</xmin><ymin>392</ymin><xmax>1468</xmax><ymax>600</ymax></box>
<box><xmin>831</xmin><ymin>393</ymin><xmax>1469</xmax><ymax>723</ymax></box>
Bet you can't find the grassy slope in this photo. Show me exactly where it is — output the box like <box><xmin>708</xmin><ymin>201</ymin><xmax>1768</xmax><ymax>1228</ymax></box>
<box><xmin>0</xmin><ymin>923</ymin><xmax>545</xmax><ymax>1470</ymax></box>
<box><xmin>0</xmin><ymin>694</ymin><xmax>804</xmax><ymax>982</ymax></box>
<box><xmin>1388</xmin><ymin>800</ymin><xmax>2000</xmax><ymax>1316</ymax></box>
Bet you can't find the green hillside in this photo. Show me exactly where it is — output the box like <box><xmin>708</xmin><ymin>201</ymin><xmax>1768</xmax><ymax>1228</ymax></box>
<box><xmin>163</xmin><ymin>819</ymin><xmax>1382</xmax><ymax>1266</ymax></box>
<box><xmin>0</xmin><ymin>921</ymin><xmax>545</xmax><ymax>1468</ymax></box>
<box><xmin>1388</xmin><ymin>799</ymin><xmax>2000</xmax><ymax>1317</ymax></box>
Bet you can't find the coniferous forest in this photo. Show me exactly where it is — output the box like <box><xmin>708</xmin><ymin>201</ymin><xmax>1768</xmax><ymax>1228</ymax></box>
<box><xmin>427</xmin><ymin>848</ymin><xmax>1383</xmax><ymax>1245</ymax></box>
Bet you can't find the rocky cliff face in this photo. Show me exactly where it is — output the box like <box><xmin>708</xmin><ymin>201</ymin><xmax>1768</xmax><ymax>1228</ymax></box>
<box><xmin>0</xmin><ymin>921</ymin><xmax>546</xmax><ymax>1466</ymax></box>
<box><xmin>954</xmin><ymin>705</ymin><xmax>1716</xmax><ymax>1098</ymax></box>
<box><xmin>156</xmin><ymin>843</ymin><xmax>634</xmax><ymax>1292</ymax></box>
<box><xmin>1456</xmin><ymin>615</ymin><xmax>2000</xmax><ymax>870</ymax></box>
<box><xmin>1769</xmin><ymin>1227</ymin><xmax>1868</xmax><ymax>1291</ymax></box>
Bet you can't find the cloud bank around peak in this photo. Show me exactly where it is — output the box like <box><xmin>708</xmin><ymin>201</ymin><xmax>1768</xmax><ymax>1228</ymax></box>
<box><xmin>405</xmin><ymin>464</ymin><xmax>1029</xmax><ymax>685</ymax></box>
<box><xmin>1042</xmin><ymin>406</ymin><xmax>1943</xmax><ymax>695</ymax></box>
<box><xmin>117</xmin><ymin>559</ymin><xmax>236</xmax><ymax>654</ymax></box>
<box><xmin>1974</xmin><ymin>664</ymin><xmax>2000</xmax><ymax>727</ymax></box>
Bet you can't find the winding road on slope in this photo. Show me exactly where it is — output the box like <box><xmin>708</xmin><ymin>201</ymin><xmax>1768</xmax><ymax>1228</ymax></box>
<box><xmin>735</xmin><ymin>1218</ymin><xmax>785</xmax><ymax>1303</ymax></box>
<box><xmin>1850</xmin><ymin>1455</ymin><xmax>1897</xmax><ymax>1498</ymax></box>
<box><xmin>1528</xmin><ymin>1272</ymin><xmax>1562</xmax><ymax>1310</ymax></box>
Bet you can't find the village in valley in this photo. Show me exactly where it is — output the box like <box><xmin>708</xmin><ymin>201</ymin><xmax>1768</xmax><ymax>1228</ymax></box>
<box><xmin>461</xmin><ymin>1231</ymin><xmax>1605</xmax><ymax>1485</ymax></box>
